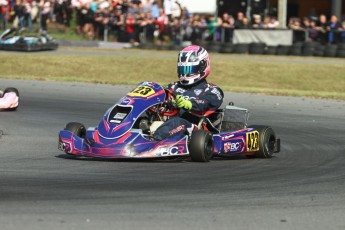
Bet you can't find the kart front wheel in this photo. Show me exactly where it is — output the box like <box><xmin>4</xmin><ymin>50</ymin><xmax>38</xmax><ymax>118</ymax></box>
<box><xmin>65</xmin><ymin>122</ymin><xmax>86</xmax><ymax>138</ymax></box>
<box><xmin>247</xmin><ymin>125</ymin><xmax>277</xmax><ymax>158</ymax></box>
<box><xmin>189</xmin><ymin>130</ymin><xmax>213</xmax><ymax>162</ymax></box>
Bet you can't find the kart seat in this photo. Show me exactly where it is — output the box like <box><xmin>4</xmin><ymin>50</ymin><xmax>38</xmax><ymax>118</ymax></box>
<box><xmin>203</xmin><ymin>109</ymin><xmax>224</xmax><ymax>133</ymax></box>
<box><xmin>182</xmin><ymin>109</ymin><xmax>225</xmax><ymax>134</ymax></box>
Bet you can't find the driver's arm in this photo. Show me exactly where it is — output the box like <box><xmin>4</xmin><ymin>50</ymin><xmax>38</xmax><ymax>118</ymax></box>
<box><xmin>191</xmin><ymin>86</ymin><xmax>223</xmax><ymax>112</ymax></box>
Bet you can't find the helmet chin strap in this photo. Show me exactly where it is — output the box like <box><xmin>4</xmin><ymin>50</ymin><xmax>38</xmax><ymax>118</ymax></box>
<box><xmin>179</xmin><ymin>74</ymin><xmax>201</xmax><ymax>85</ymax></box>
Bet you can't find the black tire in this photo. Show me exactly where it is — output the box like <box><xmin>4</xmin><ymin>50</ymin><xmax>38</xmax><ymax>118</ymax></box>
<box><xmin>313</xmin><ymin>50</ymin><xmax>325</xmax><ymax>57</ymax></box>
<box><xmin>264</xmin><ymin>46</ymin><xmax>277</xmax><ymax>55</ymax></box>
<box><xmin>219</xmin><ymin>43</ymin><xmax>234</xmax><ymax>53</ymax></box>
<box><xmin>247</xmin><ymin>125</ymin><xmax>277</xmax><ymax>158</ymax></box>
<box><xmin>302</xmin><ymin>42</ymin><xmax>321</xmax><ymax>56</ymax></box>
<box><xmin>4</xmin><ymin>87</ymin><xmax>19</xmax><ymax>97</ymax></box>
<box><xmin>65</xmin><ymin>122</ymin><xmax>86</xmax><ymax>138</ymax></box>
<box><xmin>337</xmin><ymin>43</ymin><xmax>345</xmax><ymax>50</ymax></box>
<box><xmin>290</xmin><ymin>42</ymin><xmax>303</xmax><ymax>55</ymax></box>
<box><xmin>249</xmin><ymin>43</ymin><xmax>266</xmax><ymax>55</ymax></box>
<box><xmin>289</xmin><ymin>47</ymin><xmax>302</xmax><ymax>56</ymax></box>
<box><xmin>303</xmin><ymin>41</ymin><xmax>319</xmax><ymax>49</ymax></box>
<box><xmin>324</xmin><ymin>49</ymin><xmax>337</xmax><ymax>57</ymax></box>
<box><xmin>170</xmin><ymin>44</ymin><xmax>181</xmax><ymax>51</ymax></box>
<box><xmin>233</xmin><ymin>44</ymin><xmax>249</xmax><ymax>54</ymax></box>
<box><xmin>207</xmin><ymin>42</ymin><xmax>222</xmax><ymax>53</ymax></box>
<box><xmin>324</xmin><ymin>44</ymin><xmax>338</xmax><ymax>57</ymax></box>
<box><xmin>276</xmin><ymin>45</ymin><xmax>290</xmax><ymax>55</ymax></box>
<box><xmin>302</xmin><ymin>48</ymin><xmax>315</xmax><ymax>56</ymax></box>
<box><xmin>189</xmin><ymin>130</ymin><xmax>213</xmax><ymax>162</ymax></box>
<box><xmin>292</xmin><ymin>42</ymin><xmax>303</xmax><ymax>48</ymax></box>
<box><xmin>336</xmin><ymin>50</ymin><xmax>345</xmax><ymax>58</ymax></box>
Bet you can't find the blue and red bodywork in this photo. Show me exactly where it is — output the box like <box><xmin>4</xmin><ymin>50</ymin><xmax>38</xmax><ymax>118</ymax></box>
<box><xmin>213</xmin><ymin>128</ymin><xmax>259</xmax><ymax>157</ymax></box>
<box><xmin>58</xmin><ymin>82</ymin><xmax>263</xmax><ymax>159</ymax></box>
<box><xmin>59</xmin><ymin>82</ymin><xmax>189</xmax><ymax>158</ymax></box>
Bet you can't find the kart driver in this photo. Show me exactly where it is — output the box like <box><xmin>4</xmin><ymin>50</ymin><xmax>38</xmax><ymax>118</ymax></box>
<box><xmin>153</xmin><ymin>45</ymin><xmax>224</xmax><ymax>140</ymax></box>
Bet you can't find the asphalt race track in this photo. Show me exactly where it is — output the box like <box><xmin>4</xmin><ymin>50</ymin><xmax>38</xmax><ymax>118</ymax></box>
<box><xmin>1</xmin><ymin>78</ymin><xmax>345</xmax><ymax>230</ymax></box>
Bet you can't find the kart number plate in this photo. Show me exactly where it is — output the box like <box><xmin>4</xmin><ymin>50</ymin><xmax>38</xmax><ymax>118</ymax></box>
<box><xmin>128</xmin><ymin>86</ymin><xmax>155</xmax><ymax>97</ymax></box>
<box><xmin>246</xmin><ymin>131</ymin><xmax>259</xmax><ymax>152</ymax></box>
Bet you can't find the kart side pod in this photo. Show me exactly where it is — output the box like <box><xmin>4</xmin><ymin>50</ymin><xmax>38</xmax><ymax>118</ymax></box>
<box><xmin>213</xmin><ymin>105</ymin><xmax>280</xmax><ymax>158</ymax></box>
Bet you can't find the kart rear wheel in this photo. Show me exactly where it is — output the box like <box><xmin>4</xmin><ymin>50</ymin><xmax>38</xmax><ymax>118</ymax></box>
<box><xmin>247</xmin><ymin>125</ymin><xmax>277</xmax><ymax>158</ymax></box>
<box><xmin>189</xmin><ymin>130</ymin><xmax>213</xmax><ymax>162</ymax></box>
<box><xmin>3</xmin><ymin>87</ymin><xmax>19</xmax><ymax>110</ymax></box>
<box><xmin>65</xmin><ymin>122</ymin><xmax>86</xmax><ymax>138</ymax></box>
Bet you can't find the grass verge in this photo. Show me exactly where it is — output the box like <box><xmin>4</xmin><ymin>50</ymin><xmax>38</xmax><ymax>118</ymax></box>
<box><xmin>0</xmin><ymin>47</ymin><xmax>344</xmax><ymax>100</ymax></box>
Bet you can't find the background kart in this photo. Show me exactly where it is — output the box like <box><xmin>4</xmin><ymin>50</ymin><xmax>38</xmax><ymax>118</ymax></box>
<box><xmin>58</xmin><ymin>81</ymin><xmax>280</xmax><ymax>162</ymax></box>
<box><xmin>0</xmin><ymin>28</ymin><xmax>58</xmax><ymax>52</ymax></box>
<box><xmin>0</xmin><ymin>87</ymin><xmax>19</xmax><ymax>110</ymax></box>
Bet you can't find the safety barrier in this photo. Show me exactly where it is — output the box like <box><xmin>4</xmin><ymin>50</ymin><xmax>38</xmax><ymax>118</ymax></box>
<box><xmin>137</xmin><ymin>27</ymin><xmax>345</xmax><ymax>58</ymax></box>
<box><xmin>138</xmin><ymin>40</ymin><xmax>345</xmax><ymax>58</ymax></box>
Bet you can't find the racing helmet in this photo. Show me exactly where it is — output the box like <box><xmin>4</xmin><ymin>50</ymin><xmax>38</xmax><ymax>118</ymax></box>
<box><xmin>177</xmin><ymin>45</ymin><xmax>210</xmax><ymax>85</ymax></box>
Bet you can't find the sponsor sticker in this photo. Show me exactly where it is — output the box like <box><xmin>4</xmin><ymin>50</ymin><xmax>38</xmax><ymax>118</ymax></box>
<box><xmin>211</xmin><ymin>88</ymin><xmax>222</xmax><ymax>100</ymax></box>
<box><xmin>246</xmin><ymin>131</ymin><xmax>259</xmax><ymax>152</ymax></box>
<box><xmin>224</xmin><ymin>141</ymin><xmax>243</xmax><ymax>152</ymax></box>
<box><xmin>128</xmin><ymin>86</ymin><xmax>155</xmax><ymax>97</ymax></box>
<box><xmin>169</xmin><ymin>125</ymin><xmax>186</xmax><ymax>135</ymax></box>
<box><xmin>110</xmin><ymin>112</ymin><xmax>128</xmax><ymax>124</ymax></box>
<box><xmin>109</xmin><ymin>120</ymin><xmax>121</xmax><ymax>124</ymax></box>
<box><xmin>119</xmin><ymin>96</ymin><xmax>133</xmax><ymax>105</ymax></box>
<box><xmin>114</xmin><ymin>113</ymin><xmax>127</xmax><ymax>119</ymax></box>
<box><xmin>157</xmin><ymin>145</ymin><xmax>186</xmax><ymax>156</ymax></box>
<box><xmin>194</xmin><ymin>89</ymin><xmax>202</xmax><ymax>96</ymax></box>
<box><xmin>176</xmin><ymin>88</ymin><xmax>186</xmax><ymax>94</ymax></box>
<box><xmin>58</xmin><ymin>142</ymin><xmax>71</xmax><ymax>153</ymax></box>
<box><xmin>221</xmin><ymin>134</ymin><xmax>234</xmax><ymax>141</ymax></box>
<box><xmin>140</xmin><ymin>81</ymin><xmax>154</xmax><ymax>87</ymax></box>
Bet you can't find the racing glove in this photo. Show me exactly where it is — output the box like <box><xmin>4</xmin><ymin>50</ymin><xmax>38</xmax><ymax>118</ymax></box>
<box><xmin>174</xmin><ymin>95</ymin><xmax>192</xmax><ymax>111</ymax></box>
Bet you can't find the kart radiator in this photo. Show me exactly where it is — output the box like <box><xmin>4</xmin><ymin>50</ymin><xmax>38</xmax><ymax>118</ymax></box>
<box><xmin>221</xmin><ymin>105</ymin><xmax>249</xmax><ymax>132</ymax></box>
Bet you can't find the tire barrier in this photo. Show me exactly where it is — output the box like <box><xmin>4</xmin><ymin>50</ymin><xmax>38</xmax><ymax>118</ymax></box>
<box><xmin>233</xmin><ymin>44</ymin><xmax>249</xmax><ymax>54</ymax></box>
<box><xmin>314</xmin><ymin>45</ymin><xmax>325</xmax><ymax>57</ymax></box>
<box><xmin>302</xmin><ymin>42</ymin><xmax>319</xmax><ymax>56</ymax></box>
<box><xmin>219</xmin><ymin>43</ymin><xmax>234</xmax><ymax>54</ymax></box>
<box><xmin>289</xmin><ymin>42</ymin><xmax>303</xmax><ymax>56</ymax></box>
<box><xmin>324</xmin><ymin>44</ymin><xmax>338</xmax><ymax>57</ymax></box>
<box><xmin>207</xmin><ymin>42</ymin><xmax>222</xmax><ymax>53</ymax></box>
<box><xmin>249</xmin><ymin>43</ymin><xmax>266</xmax><ymax>55</ymax></box>
<box><xmin>138</xmin><ymin>41</ymin><xmax>345</xmax><ymax>58</ymax></box>
<box><xmin>276</xmin><ymin>45</ymin><xmax>290</xmax><ymax>56</ymax></box>
<box><xmin>264</xmin><ymin>46</ymin><xmax>277</xmax><ymax>55</ymax></box>
<box><xmin>337</xmin><ymin>44</ymin><xmax>345</xmax><ymax>58</ymax></box>
<box><xmin>337</xmin><ymin>50</ymin><xmax>345</xmax><ymax>58</ymax></box>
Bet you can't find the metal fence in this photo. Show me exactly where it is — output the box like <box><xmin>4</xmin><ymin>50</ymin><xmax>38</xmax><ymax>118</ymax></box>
<box><xmin>102</xmin><ymin>24</ymin><xmax>345</xmax><ymax>45</ymax></box>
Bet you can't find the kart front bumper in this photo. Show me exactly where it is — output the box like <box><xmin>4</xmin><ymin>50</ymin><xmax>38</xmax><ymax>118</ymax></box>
<box><xmin>58</xmin><ymin>129</ymin><xmax>189</xmax><ymax>159</ymax></box>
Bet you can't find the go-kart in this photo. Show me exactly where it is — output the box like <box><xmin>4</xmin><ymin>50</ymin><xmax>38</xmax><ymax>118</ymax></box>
<box><xmin>0</xmin><ymin>28</ymin><xmax>58</xmax><ymax>51</ymax></box>
<box><xmin>0</xmin><ymin>87</ymin><xmax>19</xmax><ymax>110</ymax></box>
<box><xmin>58</xmin><ymin>81</ymin><xmax>280</xmax><ymax>162</ymax></box>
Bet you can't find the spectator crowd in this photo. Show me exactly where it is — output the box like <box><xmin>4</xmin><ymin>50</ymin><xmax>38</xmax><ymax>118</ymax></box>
<box><xmin>288</xmin><ymin>14</ymin><xmax>345</xmax><ymax>44</ymax></box>
<box><xmin>0</xmin><ymin>0</ymin><xmax>345</xmax><ymax>45</ymax></box>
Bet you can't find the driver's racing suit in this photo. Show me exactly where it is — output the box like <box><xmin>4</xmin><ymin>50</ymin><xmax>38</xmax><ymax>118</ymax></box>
<box><xmin>154</xmin><ymin>79</ymin><xmax>224</xmax><ymax>140</ymax></box>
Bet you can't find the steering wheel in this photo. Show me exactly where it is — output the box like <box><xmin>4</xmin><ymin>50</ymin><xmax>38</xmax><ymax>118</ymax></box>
<box><xmin>149</xmin><ymin>88</ymin><xmax>179</xmax><ymax>117</ymax></box>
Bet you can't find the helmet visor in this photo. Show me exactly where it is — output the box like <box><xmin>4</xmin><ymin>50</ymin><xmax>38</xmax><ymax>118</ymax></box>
<box><xmin>178</xmin><ymin>65</ymin><xmax>200</xmax><ymax>77</ymax></box>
